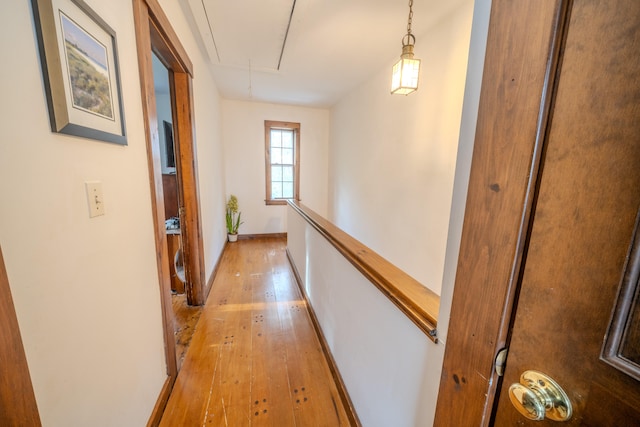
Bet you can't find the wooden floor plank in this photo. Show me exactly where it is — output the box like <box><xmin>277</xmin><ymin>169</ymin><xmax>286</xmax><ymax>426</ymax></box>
<box><xmin>205</xmin><ymin>250</ymin><xmax>254</xmax><ymax>426</ymax></box>
<box><xmin>250</xmin><ymin>273</ymin><xmax>296</xmax><ymax>425</ymax></box>
<box><xmin>160</xmin><ymin>236</ymin><xmax>354</xmax><ymax>426</ymax></box>
<box><xmin>273</xmin><ymin>265</ymin><xmax>351</xmax><ymax>426</ymax></box>
<box><xmin>160</xmin><ymin>294</ymin><xmax>223</xmax><ymax>425</ymax></box>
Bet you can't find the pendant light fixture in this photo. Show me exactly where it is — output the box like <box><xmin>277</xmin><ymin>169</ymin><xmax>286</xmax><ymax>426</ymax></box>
<box><xmin>391</xmin><ymin>0</ymin><xmax>420</xmax><ymax>95</ymax></box>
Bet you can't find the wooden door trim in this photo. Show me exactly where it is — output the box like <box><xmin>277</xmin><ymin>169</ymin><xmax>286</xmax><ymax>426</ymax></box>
<box><xmin>133</xmin><ymin>0</ymin><xmax>205</xmax><ymax>423</ymax></box>
<box><xmin>140</xmin><ymin>0</ymin><xmax>204</xmax><ymax>308</ymax></box>
<box><xmin>0</xmin><ymin>246</ymin><xmax>41</xmax><ymax>426</ymax></box>
<box><xmin>145</xmin><ymin>0</ymin><xmax>193</xmax><ymax>76</ymax></box>
<box><xmin>132</xmin><ymin>0</ymin><xmax>178</xmax><ymax>413</ymax></box>
<box><xmin>172</xmin><ymin>71</ymin><xmax>206</xmax><ymax>305</ymax></box>
<box><xmin>434</xmin><ymin>0</ymin><xmax>571</xmax><ymax>424</ymax></box>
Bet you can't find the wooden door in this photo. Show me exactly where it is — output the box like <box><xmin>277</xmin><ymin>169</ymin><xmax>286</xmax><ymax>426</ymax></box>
<box><xmin>493</xmin><ymin>0</ymin><xmax>640</xmax><ymax>424</ymax></box>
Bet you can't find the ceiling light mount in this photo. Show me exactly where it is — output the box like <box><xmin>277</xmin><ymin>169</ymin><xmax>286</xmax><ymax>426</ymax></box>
<box><xmin>391</xmin><ymin>0</ymin><xmax>421</xmax><ymax>95</ymax></box>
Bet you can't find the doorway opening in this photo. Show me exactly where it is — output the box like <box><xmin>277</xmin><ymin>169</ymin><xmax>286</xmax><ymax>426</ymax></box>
<box><xmin>151</xmin><ymin>52</ymin><xmax>203</xmax><ymax>368</ymax></box>
<box><xmin>133</xmin><ymin>0</ymin><xmax>207</xmax><ymax>421</ymax></box>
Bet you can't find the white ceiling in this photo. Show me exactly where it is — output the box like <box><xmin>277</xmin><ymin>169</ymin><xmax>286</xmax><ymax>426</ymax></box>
<box><xmin>183</xmin><ymin>0</ymin><xmax>468</xmax><ymax>108</ymax></box>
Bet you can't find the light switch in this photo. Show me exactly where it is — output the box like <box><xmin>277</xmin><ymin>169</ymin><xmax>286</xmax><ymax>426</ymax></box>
<box><xmin>85</xmin><ymin>181</ymin><xmax>105</xmax><ymax>218</ymax></box>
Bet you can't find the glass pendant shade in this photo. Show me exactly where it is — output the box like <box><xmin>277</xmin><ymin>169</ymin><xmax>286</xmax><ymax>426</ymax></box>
<box><xmin>391</xmin><ymin>57</ymin><xmax>420</xmax><ymax>95</ymax></box>
<box><xmin>391</xmin><ymin>39</ymin><xmax>420</xmax><ymax>95</ymax></box>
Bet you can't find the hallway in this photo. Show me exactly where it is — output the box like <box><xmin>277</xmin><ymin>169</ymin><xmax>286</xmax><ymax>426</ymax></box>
<box><xmin>160</xmin><ymin>236</ymin><xmax>355</xmax><ymax>426</ymax></box>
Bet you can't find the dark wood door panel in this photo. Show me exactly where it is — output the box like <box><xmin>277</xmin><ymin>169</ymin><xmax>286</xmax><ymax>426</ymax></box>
<box><xmin>434</xmin><ymin>1</ymin><xmax>566</xmax><ymax>424</ymax></box>
<box><xmin>494</xmin><ymin>0</ymin><xmax>640</xmax><ymax>424</ymax></box>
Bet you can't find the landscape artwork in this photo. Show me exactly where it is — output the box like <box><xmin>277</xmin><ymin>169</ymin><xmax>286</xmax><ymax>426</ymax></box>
<box><xmin>60</xmin><ymin>12</ymin><xmax>114</xmax><ymax>120</ymax></box>
<box><xmin>32</xmin><ymin>0</ymin><xmax>126</xmax><ymax>144</ymax></box>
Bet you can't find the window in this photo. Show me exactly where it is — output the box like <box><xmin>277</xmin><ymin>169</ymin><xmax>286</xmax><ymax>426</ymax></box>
<box><xmin>265</xmin><ymin>120</ymin><xmax>300</xmax><ymax>205</ymax></box>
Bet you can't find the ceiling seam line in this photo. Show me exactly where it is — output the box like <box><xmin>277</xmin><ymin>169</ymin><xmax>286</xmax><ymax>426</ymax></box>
<box><xmin>277</xmin><ymin>0</ymin><xmax>297</xmax><ymax>70</ymax></box>
<box><xmin>201</xmin><ymin>0</ymin><xmax>221</xmax><ymax>62</ymax></box>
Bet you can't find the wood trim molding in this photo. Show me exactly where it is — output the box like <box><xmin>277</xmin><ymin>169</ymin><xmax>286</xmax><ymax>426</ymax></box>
<box><xmin>264</xmin><ymin>120</ymin><xmax>300</xmax><ymax>204</ymax></box>
<box><xmin>601</xmin><ymin>208</ymin><xmax>640</xmax><ymax>381</ymax></box>
<box><xmin>0</xmin><ymin>247</ymin><xmax>41</xmax><ymax>426</ymax></box>
<box><xmin>134</xmin><ymin>0</ymin><xmax>205</xmax><ymax>423</ymax></box>
<box><xmin>203</xmin><ymin>239</ymin><xmax>230</xmax><ymax>299</ymax></box>
<box><xmin>172</xmin><ymin>72</ymin><xmax>206</xmax><ymax>306</ymax></box>
<box><xmin>143</xmin><ymin>0</ymin><xmax>193</xmax><ymax>76</ymax></box>
<box><xmin>237</xmin><ymin>233</ymin><xmax>288</xmax><ymax>240</ymax></box>
<box><xmin>132</xmin><ymin>0</ymin><xmax>178</xmax><ymax>384</ymax></box>
<box><xmin>288</xmin><ymin>200</ymin><xmax>439</xmax><ymax>341</ymax></box>
<box><xmin>286</xmin><ymin>248</ymin><xmax>362</xmax><ymax>427</ymax></box>
<box><xmin>145</xmin><ymin>376</ymin><xmax>172</xmax><ymax>427</ymax></box>
<box><xmin>434</xmin><ymin>1</ymin><xmax>569</xmax><ymax>425</ymax></box>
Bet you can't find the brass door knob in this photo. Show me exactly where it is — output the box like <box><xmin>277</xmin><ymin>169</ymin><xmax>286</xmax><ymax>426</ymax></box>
<box><xmin>508</xmin><ymin>370</ymin><xmax>572</xmax><ymax>421</ymax></box>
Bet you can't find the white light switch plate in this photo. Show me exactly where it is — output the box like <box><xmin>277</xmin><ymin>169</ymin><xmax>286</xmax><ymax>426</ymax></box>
<box><xmin>85</xmin><ymin>181</ymin><xmax>105</xmax><ymax>218</ymax></box>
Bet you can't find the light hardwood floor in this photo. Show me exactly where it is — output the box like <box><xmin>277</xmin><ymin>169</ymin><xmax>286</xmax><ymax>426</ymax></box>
<box><xmin>160</xmin><ymin>236</ymin><xmax>354</xmax><ymax>426</ymax></box>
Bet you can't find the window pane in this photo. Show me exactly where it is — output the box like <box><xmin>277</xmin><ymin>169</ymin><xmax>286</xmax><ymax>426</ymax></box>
<box><xmin>282</xmin><ymin>148</ymin><xmax>293</xmax><ymax>165</ymax></box>
<box><xmin>282</xmin><ymin>166</ymin><xmax>293</xmax><ymax>182</ymax></box>
<box><xmin>265</xmin><ymin>121</ymin><xmax>299</xmax><ymax>202</ymax></box>
<box><xmin>272</xmin><ymin>182</ymin><xmax>283</xmax><ymax>199</ymax></box>
<box><xmin>271</xmin><ymin>147</ymin><xmax>282</xmax><ymax>164</ymax></box>
<box><xmin>272</xmin><ymin>165</ymin><xmax>282</xmax><ymax>182</ymax></box>
<box><xmin>282</xmin><ymin>130</ymin><xmax>293</xmax><ymax>148</ymax></box>
<box><xmin>283</xmin><ymin>182</ymin><xmax>293</xmax><ymax>198</ymax></box>
<box><xmin>270</xmin><ymin>129</ymin><xmax>282</xmax><ymax>147</ymax></box>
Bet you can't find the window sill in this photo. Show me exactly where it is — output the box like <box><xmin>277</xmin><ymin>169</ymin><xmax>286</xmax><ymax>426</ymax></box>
<box><xmin>266</xmin><ymin>199</ymin><xmax>294</xmax><ymax>206</ymax></box>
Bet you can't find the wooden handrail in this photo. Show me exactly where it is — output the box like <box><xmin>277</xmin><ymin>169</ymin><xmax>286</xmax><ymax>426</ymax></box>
<box><xmin>288</xmin><ymin>200</ymin><xmax>440</xmax><ymax>342</ymax></box>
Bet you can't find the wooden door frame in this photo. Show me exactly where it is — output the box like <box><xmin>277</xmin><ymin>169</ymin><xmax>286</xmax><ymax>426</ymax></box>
<box><xmin>132</xmin><ymin>0</ymin><xmax>206</xmax><ymax>422</ymax></box>
<box><xmin>434</xmin><ymin>0</ymin><xmax>571</xmax><ymax>424</ymax></box>
<box><xmin>0</xmin><ymin>246</ymin><xmax>41</xmax><ymax>426</ymax></box>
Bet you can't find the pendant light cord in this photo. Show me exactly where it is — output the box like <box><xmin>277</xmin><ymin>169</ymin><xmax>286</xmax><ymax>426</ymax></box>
<box><xmin>402</xmin><ymin>0</ymin><xmax>416</xmax><ymax>47</ymax></box>
<box><xmin>407</xmin><ymin>0</ymin><xmax>414</xmax><ymax>36</ymax></box>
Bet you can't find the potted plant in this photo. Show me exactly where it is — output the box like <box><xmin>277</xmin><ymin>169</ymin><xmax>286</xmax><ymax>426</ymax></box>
<box><xmin>226</xmin><ymin>194</ymin><xmax>243</xmax><ymax>242</ymax></box>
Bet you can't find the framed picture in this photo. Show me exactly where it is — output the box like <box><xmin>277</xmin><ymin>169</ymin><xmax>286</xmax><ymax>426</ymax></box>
<box><xmin>31</xmin><ymin>0</ymin><xmax>126</xmax><ymax>145</ymax></box>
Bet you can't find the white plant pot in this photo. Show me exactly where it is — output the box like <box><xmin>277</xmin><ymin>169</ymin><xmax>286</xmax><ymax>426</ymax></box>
<box><xmin>228</xmin><ymin>233</ymin><xmax>238</xmax><ymax>242</ymax></box>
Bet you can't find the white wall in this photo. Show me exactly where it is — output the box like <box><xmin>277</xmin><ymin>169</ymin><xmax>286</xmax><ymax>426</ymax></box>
<box><xmin>288</xmin><ymin>209</ymin><xmax>435</xmax><ymax>426</ymax></box>
<box><xmin>0</xmin><ymin>0</ymin><xmax>225</xmax><ymax>425</ymax></box>
<box><xmin>436</xmin><ymin>0</ymin><xmax>492</xmax><ymax>347</ymax></box>
<box><xmin>222</xmin><ymin>100</ymin><xmax>330</xmax><ymax>234</ymax></box>
<box><xmin>329</xmin><ymin>1</ymin><xmax>475</xmax><ymax>295</ymax></box>
<box><xmin>287</xmin><ymin>1</ymin><xmax>492</xmax><ymax>425</ymax></box>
